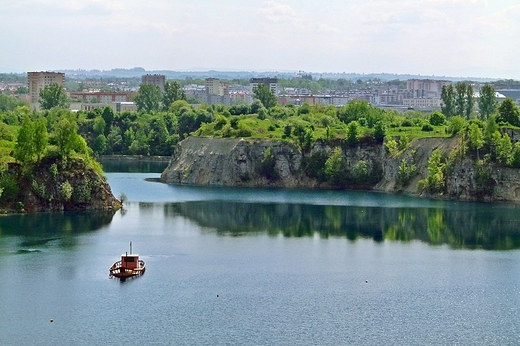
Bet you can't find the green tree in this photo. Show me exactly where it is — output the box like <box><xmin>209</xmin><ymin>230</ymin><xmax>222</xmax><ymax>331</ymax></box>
<box><xmin>448</xmin><ymin>116</ymin><xmax>465</xmax><ymax>135</ymax></box>
<box><xmin>102</xmin><ymin>106</ymin><xmax>115</xmax><ymax>128</ymax></box>
<box><xmin>385</xmin><ymin>137</ymin><xmax>399</xmax><ymax>156</ymax></box>
<box><xmin>106</xmin><ymin>125</ymin><xmax>123</xmax><ymax>154</ymax></box>
<box><xmin>324</xmin><ymin>147</ymin><xmax>345</xmax><ymax>185</ymax></box>
<box><xmin>253</xmin><ymin>84</ymin><xmax>277</xmax><ymax>109</ymax></box>
<box><xmin>338</xmin><ymin>100</ymin><xmax>372</xmax><ymax>124</ymax></box>
<box><xmin>509</xmin><ymin>142</ymin><xmax>520</xmax><ymax>167</ymax></box>
<box><xmin>135</xmin><ymin>84</ymin><xmax>162</xmax><ymax>113</ymax></box>
<box><xmin>478</xmin><ymin>84</ymin><xmax>497</xmax><ymax>120</ymax></box>
<box><xmin>123</xmin><ymin>127</ymin><xmax>136</xmax><ymax>149</ymax></box>
<box><xmin>497</xmin><ymin>98</ymin><xmax>520</xmax><ymax>126</ymax></box>
<box><xmin>467</xmin><ymin>123</ymin><xmax>484</xmax><ymax>159</ymax></box>
<box><xmin>346</xmin><ymin>121</ymin><xmax>360</xmax><ymax>146</ymax></box>
<box><xmin>39</xmin><ymin>83</ymin><xmax>68</xmax><ymax>110</ymax></box>
<box><xmin>353</xmin><ymin>160</ymin><xmax>369</xmax><ymax>183</ymax></box>
<box><xmin>259</xmin><ymin>146</ymin><xmax>278</xmax><ymax>181</ymax></box>
<box><xmin>426</xmin><ymin>149</ymin><xmax>445</xmax><ymax>193</ymax></box>
<box><xmin>483</xmin><ymin>115</ymin><xmax>499</xmax><ymax>143</ymax></box>
<box><xmin>441</xmin><ymin>84</ymin><xmax>456</xmax><ymax>118</ymax></box>
<box><xmin>429</xmin><ymin>111</ymin><xmax>446</xmax><ymax>126</ymax></box>
<box><xmin>93</xmin><ymin>116</ymin><xmax>106</xmax><ymax>136</ymax></box>
<box><xmin>497</xmin><ymin>133</ymin><xmax>512</xmax><ymax>165</ymax></box>
<box><xmin>373</xmin><ymin>121</ymin><xmax>386</xmax><ymax>142</ymax></box>
<box><xmin>0</xmin><ymin>94</ymin><xmax>29</xmax><ymax>112</ymax></box>
<box><xmin>148</xmin><ymin>116</ymin><xmax>170</xmax><ymax>155</ymax></box>
<box><xmin>162</xmin><ymin>81</ymin><xmax>186</xmax><ymax>111</ymax></box>
<box><xmin>455</xmin><ymin>82</ymin><xmax>467</xmax><ymax>118</ymax></box>
<box><xmin>397</xmin><ymin>158</ymin><xmax>417</xmax><ymax>186</ymax></box>
<box><xmin>13</xmin><ymin>115</ymin><xmax>36</xmax><ymax>164</ymax></box>
<box><xmin>33</xmin><ymin>118</ymin><xmax>48</xmax><ymax>161</ymax></box>
<box><xmin>52</xmin><ymin>117</ymin><xmax>84</xmax><ymax>156</ymax></box>
<box><xmin>92</xmin><ymin>134</ymin><xmax>107</xmax><ymax>155</ymax></box>
<box><xmin>465</xmin><ymin>84</ymin><xmax>474</xmax><ymax>119</ymax></box>
<box><xmin>177</xmin><ymin>108</ymin><xmax>197</xmax><ymax>138</ymax></box>
<box><xmin>398</xmin><ymin>134</ymin><xmax>410</xmax><ymax>151</ymax></box>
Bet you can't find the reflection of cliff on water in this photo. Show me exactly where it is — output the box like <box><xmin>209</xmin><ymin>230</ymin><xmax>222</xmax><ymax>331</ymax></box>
<box><xmin>164</xmin><ymin>201</ymin><xmax>520</xmax><ymax>250</ymax></box>
<box><xmin>0</xmin><ymin>211</ymin><xmax>116</xmax><ymax>249</ymax></box>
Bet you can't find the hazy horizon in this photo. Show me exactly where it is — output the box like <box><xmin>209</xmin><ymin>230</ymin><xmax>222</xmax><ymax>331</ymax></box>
<box><xmin>2</xmin><ymin>1</ymin><xmax>519</xmax><ymax>80</ymax></box>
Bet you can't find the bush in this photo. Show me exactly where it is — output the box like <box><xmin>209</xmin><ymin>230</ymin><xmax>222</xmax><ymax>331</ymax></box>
<box><xmin>429</xmin><ymin>111</ymin><xmax>446</xmax><ymax>126</ymax></box>
<box><xmin>422</xmin><ymin>124</ymin><xmax>434</xmax><ymax>132</ymax></box>
<box><xmin>397</xmin><ymin>159</ymin><xmax>416</xmax><ymax>186</ymax></box>
<box><xmin>353</xmin><ymin>160</ymin><xmax>369</xmax><ymax>183</ymax></box>
<box><xmin>0</xmin><ymin>173</ymin><xmax>20</xmax><ymax>203</ymax></box>
<box><xmin>259</xmin><ymin>147</ymin><xmax>278</xmax><ymax>181</ymax></box>
<box><xmin>324</xmin><ymin>147</ymin><xmax>345</xmax><ymax>185</ymax></box>
<box><xmin>58</xmin><ymin>181</ymin><xmax>73</xmax><ymax>201</ymax></box>
<box><xmin>401</xmin><ymin>119</ymin><xmax>413</xmax><ymax>127</ymax></box>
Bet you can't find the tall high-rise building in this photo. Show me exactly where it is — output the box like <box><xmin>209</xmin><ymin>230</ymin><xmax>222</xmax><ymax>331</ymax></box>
<box><xmin>205</xmin><ymin>78</ymin><xmax>229</xmax><ymax>96</ymax></box>
<box><xmin>141</xmin><ymin>74</ymin><xmax>166</xmax><ymax>92</ymax></box>
<box><xmin>28</xmin><ymin>71</ymin><xmax>65</xmax><ymax>104</ymax></box>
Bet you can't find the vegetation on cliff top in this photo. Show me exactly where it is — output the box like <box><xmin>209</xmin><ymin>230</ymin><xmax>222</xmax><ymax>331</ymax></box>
<box><xmin>0</xmin><ymin>104</ymin><xmax>117</xmax><ymax>212</ymax></box>
<box><xmin>1</xmin><ymin>81</ymin><xmax>520</xmax><ymax>203</ymax></box>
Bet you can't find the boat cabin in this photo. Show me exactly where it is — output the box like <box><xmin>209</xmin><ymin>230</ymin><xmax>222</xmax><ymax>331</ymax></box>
<box><xmin>120</xmin><ymin>252</ymin><xmax>140</xmax><ymax>270</ymax></box>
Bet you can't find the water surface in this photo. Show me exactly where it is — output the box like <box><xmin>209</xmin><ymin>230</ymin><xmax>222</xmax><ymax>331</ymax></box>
<box><xmin>1</xmin><ymin>167</ymin><xmax>519</xmax><ymax>345</ymax></box>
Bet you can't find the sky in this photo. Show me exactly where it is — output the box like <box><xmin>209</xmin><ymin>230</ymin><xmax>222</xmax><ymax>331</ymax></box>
<box><xmin>1</xmin><ymin>0</ymin><xmax>519</xmax><ymax>79</ymax></box>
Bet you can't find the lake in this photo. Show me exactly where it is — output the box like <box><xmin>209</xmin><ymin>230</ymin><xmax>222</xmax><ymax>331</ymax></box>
<box><xmin>1</xmin><ymin>162</ymin><xmax>520</xmax><ymax>345</ymax></box>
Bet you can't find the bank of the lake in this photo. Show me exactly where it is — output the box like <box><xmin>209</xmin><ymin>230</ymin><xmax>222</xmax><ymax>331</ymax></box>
<box><xmin>161</xmin><ymin>136</ymin><xmax>520</xmax><ymax>202</ymax></box>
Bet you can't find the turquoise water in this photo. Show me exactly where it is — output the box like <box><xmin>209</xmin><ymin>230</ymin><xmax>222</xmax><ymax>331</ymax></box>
<box><xmin>1</xmin><ymin>169</ymin><xmax>520</xmax><ymax>345</ymax></box>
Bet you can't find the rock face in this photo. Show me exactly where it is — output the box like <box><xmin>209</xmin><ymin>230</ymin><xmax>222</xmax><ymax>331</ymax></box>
<box><xmin>161</xmin><ymin>136</ymin><xmax>520</xmax><ymax>202</ymax></box>
<box><xmin>8</xmin><ymin>156</ymin><xmax>121</xmax><ymax>213</ymax></box>
<box><xmin>161</xmin><ymin>137</ymin><xmax>305</xmax><ymax>187</ymax></box>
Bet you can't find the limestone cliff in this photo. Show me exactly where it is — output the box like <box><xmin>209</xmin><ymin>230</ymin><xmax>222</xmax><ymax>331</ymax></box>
<box><xmin>4</xmin><ymin>156</ymin><xmax>121</xmax><ymax>213</ymax></box>
<box><xmin>161</xmin><ymin>136</ymin><xmax>520</xmax><ymax>202</ymax></box>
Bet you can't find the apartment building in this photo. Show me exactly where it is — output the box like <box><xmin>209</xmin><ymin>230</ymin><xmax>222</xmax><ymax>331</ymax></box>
<box><xmin>250</xmin><ymin>77</ymin><xmax>278</xmax><ymax>95</ymax></box>
<box><xmin>69</xmin><ymin>92</ymin><xmax>134</xmax><ymax>103</ymax></box>
<box><xmin>406</xmin><ymin>79</ymin><xmax>450</xmax><ymax>98</ymax></box>
<box><xmin>141</xmin><ymin>74</ymin><xmax>166</xmax><ymax>92</ymax></box>
<box><xmin>204</xmin><ymin>78</ymin><xmax>230</xmax><ymax>105</ymax></box>
<box><xmin>28</xmin><ymin>71</ymin><xmax>65</xmax><ymax>104</ymax></box>
<box><xmin>402</xmin><ymin>98</ymin><xmax>442</xmax><ymax>109</ymax></box>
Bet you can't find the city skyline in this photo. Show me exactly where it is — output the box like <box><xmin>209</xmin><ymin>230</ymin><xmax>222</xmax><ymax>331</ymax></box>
<box><xmin>2</xmin><ymin>0</ymin><xmax>519</xmax><ymax>79</ymax></box>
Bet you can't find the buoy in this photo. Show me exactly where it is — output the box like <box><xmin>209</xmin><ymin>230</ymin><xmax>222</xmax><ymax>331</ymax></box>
<box><xmin>216</xmin><ymin>294</ymin><xmax>219</xmax><ymax>298</ymax></box>
<box><xmin>50</xmin><ymin>319</ymin><xmax>54</xmax><ymax>323</ymax></box>
<box><xmin>365</xmin><ymin>280</ymin><xmax>369</xmax><ymax>284</ymax></box>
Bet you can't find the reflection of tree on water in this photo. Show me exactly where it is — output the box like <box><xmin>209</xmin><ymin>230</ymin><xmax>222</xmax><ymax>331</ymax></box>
<box><xmin>0</xmin><ymin>211</ymin><xmax>116</xmax><ymax>249</ymax></box>
<box><xmin>164</xmin><ymin>201</ymin><xmax>520</xmax><ymax>250</ymax></box>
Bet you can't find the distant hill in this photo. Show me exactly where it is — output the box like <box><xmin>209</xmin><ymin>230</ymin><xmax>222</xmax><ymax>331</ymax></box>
<box><xmin>57</xmin><ymin>68</ymin><xmax>498</xmax><ymax>82</ymax></box>
<box><xmin>2</xmin><ymin>68</ymin><xmax>502</xmax><ymax>82</ymax></box>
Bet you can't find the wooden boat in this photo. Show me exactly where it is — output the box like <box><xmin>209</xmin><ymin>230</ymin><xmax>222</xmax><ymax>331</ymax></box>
<box><xmin>109</xmin><ymin>242</ymin><xmax>145</xmax><ymax>280</ymax></box>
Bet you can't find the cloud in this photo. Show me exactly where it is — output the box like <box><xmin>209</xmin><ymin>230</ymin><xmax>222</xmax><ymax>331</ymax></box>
<box><xmin>476</xmin><ymin>4</ymin><xmax>520</xmax><ymax>31</ymax></box>
<box><xmin>257</xmin><ymin>1</ymin><xmax>339</xmax><ymax>34</ymax></box>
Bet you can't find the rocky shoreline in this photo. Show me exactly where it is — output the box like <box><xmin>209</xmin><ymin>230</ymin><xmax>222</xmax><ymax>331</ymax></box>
<box><xmin>161</xmin><ymin>136</ymin><xmax>520</xmax><ymax>202</ymax></box>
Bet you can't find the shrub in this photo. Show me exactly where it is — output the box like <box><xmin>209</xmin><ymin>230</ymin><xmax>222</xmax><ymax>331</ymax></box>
<box><xmin>422</xmin><ymin>124</ymin><xmax>434</xmax><ymax>132</ymax></box>
<box><xmin>401</xmin><ymin>119</ymin><xmax>413</xmax><ymax>127</ymax></box>
<box><xmin>397</xmin><ymin>159</ymin><xmax>416</xmax><ymax>186</ymax></box>
<box><xmin>58</xmin><ymin>181</ymin><xmax>73</xmax><ymax>201</ymax></box>
<box><xmin>259</xmin><ymin>147</ymin><xmax>278</xmax><ymax>181</ymax></box>
<box><xmin>0</xmin><ymin>173</ymin><xmax>20</xmax><ymax>203</ymax></box>
<box><xmin>353</xmin><ymin>160</ymin><xmax>369</xmax><ymax>183</ymax></box>
<box><xmin>324</xmin><ymin>147</ymin><xmax>345</xmax><ymax>185</ymax></box>
<box><xmin>429</xmin><ymin>111</ymin><xmax>446</xmax><ymax>126</ymax></box>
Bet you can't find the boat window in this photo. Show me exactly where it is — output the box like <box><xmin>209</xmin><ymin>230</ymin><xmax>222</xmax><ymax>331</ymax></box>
<box><xmin>123</xmin><ymin>257</ymin><xmax>135</xmax><ymax>262</ymax></box>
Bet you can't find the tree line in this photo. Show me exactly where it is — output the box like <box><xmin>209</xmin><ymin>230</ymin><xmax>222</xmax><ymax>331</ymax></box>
<box><xmin>1</xmin><ymin>80</ymin><xmax>520</xmax><ymax>196</ymax></box>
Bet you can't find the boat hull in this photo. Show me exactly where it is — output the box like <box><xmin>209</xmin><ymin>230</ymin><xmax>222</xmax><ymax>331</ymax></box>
<box><xmin>109</xmin><ymin>260</ymin><xmax>146</xmax><ymax>279</ymax></box>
